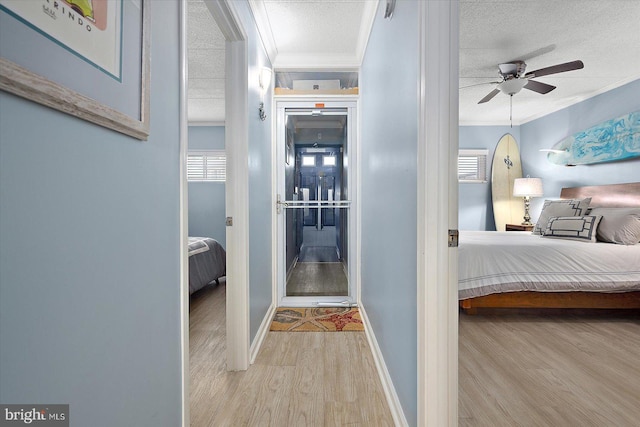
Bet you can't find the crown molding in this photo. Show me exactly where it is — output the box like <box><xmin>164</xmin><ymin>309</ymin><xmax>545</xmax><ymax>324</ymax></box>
<box><xmin>355</xmin><ymin>0</ymin><xmax>379</xmax><ymax>65</ymax></box>
<box><xmin>248</xmin><ymin>0</ymin><xmax>278</xmax><ymax>66</ymax></box>
<box><xmin>274</xmin><ymin>53</ymin><xmax>361</xmax><ymax>70</ymax></box>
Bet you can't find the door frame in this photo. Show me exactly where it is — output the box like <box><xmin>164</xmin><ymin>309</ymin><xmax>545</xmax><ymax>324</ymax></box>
<box><xmin>180</xmin><ymin>2</ymin><xmax>250</xmax><ymax>425</ymax></box>
<box><xmin>417</xmin><ymin>1</ymin><xmax>459</xmax><ymax>425</ymax></box>
<box><xmin>274</xmin><ymin>98</ymin><xmax>359</xmax><ymax>307</ymax></box>
<box><xmin>204</xmin><ymin>1</ymin><xmax>250</xmax><ymax>371</ymax></box>
<box><xmin>178</xmin><ymin>2</ymin><xmax>188</xmax><ymax>425</ymax></box>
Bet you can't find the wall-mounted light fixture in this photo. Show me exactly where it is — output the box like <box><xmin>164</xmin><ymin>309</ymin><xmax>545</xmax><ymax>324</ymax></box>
<box><xmin>258</xmin><ymin>67</ymin><xmax>272</xmax><ymax>121</ymax></box>
<box><xmin>513</xmin><ymin>176</ymin><xmax>544</xmax><ymax>225</ymax></box>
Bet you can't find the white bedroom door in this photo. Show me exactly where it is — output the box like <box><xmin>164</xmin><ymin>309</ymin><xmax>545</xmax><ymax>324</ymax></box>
<box><xmin>275</xmin><ymin>101</ymin><xmax>358</xmax><ymax>307</ymax></box>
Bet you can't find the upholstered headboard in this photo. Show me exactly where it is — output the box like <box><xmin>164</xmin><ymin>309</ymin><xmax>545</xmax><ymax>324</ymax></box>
<box><xmin>560</xmin><ymin>182</ymin><xmax>640</xmax><ymax>208</ymax></box>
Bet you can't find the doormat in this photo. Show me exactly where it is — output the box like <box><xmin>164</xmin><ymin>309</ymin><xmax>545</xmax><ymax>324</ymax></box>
<box><xmin>270</xmin><ymin>307</ymin><xmax>364</xmax><ymax>332</ymax></box>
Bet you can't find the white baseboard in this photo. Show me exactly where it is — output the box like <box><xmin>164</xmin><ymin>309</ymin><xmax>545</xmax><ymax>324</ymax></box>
<box><xmin>358</xmin><ymin>304</ymin><xmax>409</xmax><ymax>427</ymax></box>
<box><xmin>250</xmin><ymin>303</ymin><xmax>276</xmax><ymax>364</ymax></box>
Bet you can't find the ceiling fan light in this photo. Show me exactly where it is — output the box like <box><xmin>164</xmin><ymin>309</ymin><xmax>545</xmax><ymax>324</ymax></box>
<box><xmin>499</xmin><ymin>78</ymin><xmax>527</xmax><ymax>95</ymax></box>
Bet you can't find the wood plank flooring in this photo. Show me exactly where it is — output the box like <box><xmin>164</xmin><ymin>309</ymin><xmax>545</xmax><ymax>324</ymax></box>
<box><xmin>459</xmin><ymin>308</ymin><xmax>640</xmax><ymax>426</ymax></box>
<box><xmin>191</xmin><ymin>283</ymin><xmax>640</xmax><ymax>426</ymax></box>
<box><xmin>189</xmin><ymin>280</ymin><xmax>394</xmax><ymax>427</ymax></box>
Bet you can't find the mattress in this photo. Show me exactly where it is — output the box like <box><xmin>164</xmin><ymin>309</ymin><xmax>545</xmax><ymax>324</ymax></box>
<box><xmin>458</xmin><ymin>231</ymin><xmax>640</xmax><ymax>299</ymax></box>
<box><xmin>188</xmin><ymin>237</ymin><xmax>226</xmax><ymax>295</ymax></box>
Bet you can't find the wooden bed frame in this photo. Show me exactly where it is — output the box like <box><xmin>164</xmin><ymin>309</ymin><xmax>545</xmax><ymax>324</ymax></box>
<box><xmin>460</xmin><ymin>182</ymin><xmax>640</xmax><ymax>314</ymax></box>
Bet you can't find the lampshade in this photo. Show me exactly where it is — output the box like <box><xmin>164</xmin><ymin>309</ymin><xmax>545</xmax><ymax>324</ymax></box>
<box><xmin>513</xmin><ymin>177</ymin><xmax>543</xmax><ymax>197</ymax></box>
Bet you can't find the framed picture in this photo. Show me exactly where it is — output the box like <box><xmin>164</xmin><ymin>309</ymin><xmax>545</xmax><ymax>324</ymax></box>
<box><xmin>0</xmin><ymin>0</ymin><xmax>150</xmax><ymax>140</ymax></box>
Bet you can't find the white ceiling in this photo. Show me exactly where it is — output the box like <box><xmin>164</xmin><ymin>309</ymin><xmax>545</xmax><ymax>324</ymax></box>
<box><xmin>459</xmin><ymin>0</ymin><xmax>640</xmax><ymax>126</ymax></box>
<box><xmin>249</xmin><ymin>0</ymin><xmax>377</xmax><ymax>68</ymax></box>
<box><xmin>188</xmin><ymin>0</ymin><xmax>640</xmax><ymax>126</ymax></box>
<box><xmin>187</xmin><ymin>0</ymin><xmax>225</xmax><ymax>124</ymax></box>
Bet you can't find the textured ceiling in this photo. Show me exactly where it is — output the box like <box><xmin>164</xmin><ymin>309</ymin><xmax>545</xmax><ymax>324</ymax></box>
<box><xmin>459</xmin><ymin>0</ymin><xmax>640</xmax><ymax>125</ymax></box>
<box><xmin>187</xmin><ymin>0</ymin><xmax>225</xmax><ymax>124</ymax></box>
<box><xmin>188</xmin><ymin>0</ymin><xmax>640</xmax><ymax>125</ymax></box>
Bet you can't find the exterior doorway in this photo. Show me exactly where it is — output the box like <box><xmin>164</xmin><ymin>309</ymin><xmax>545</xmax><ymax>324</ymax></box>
<box><xmin>275</xmin><ymin>101</ymin><xmax>358</xmax><ymax>307</ymax></box>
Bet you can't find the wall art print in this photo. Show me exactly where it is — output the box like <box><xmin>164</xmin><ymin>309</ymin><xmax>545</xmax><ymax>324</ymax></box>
<box><xmin>0</xmin><ymin>0</ymin><xmax>149</xmax><ymax>140</ymax></box>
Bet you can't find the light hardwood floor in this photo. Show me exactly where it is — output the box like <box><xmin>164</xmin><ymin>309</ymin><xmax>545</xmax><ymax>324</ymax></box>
<box><xmin>459</xmin><ymin>308</ymin><xmax>640</xmax><ymax>426</ymax></box>
<box><xmin>191</xmin><ymin>282</ymin><xmax>640</xmax><ymax>426</ymax></box>
<box><xmin>189</xmin><ymin>280</ymin><xmax>394</xmax><ymax>427</ymax></box>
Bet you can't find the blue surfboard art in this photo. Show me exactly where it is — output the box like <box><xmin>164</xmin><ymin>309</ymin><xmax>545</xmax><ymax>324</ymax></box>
<box><xmin>546</xmin><ymin>110</ymin><xmax>640</xmax><ymax>166</ymax></box>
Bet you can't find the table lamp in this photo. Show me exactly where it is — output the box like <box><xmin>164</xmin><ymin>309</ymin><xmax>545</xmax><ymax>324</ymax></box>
<box><xmin>513</xmin><ymin>177</ymin><xmax>543</xmax><ymax>225</ymax></box>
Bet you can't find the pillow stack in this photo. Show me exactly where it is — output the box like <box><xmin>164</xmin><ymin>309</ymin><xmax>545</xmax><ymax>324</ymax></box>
<box><xmin>533</xmin><ymin>198</ymin><xmax>640</xmax><ymax>245</ymax></box>
<box><xmin>589</xmin><ymin>207</ymin><xmax>640</xmax><ymax>245</ymax></box>
<box><xmin>533</xmin><ymin>198</ymin><xmax>592</xmax><ymax>235</ymax></box>
<box><xmin>542</xmin><ymin>215</ymin><xmax>602</xmax><ymax>242</ymax></box>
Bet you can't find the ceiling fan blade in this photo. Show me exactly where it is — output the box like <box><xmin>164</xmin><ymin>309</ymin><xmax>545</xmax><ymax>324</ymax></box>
<box><xmin>460</xmin><ymin>81</ymin><xmax>501</xmax><ymax>89</ymax></box>
<box><xmin>478</xmin><ymin>88</ymin><xmax>500</xmax><ymax>104</ymax></box>
<box><xmin>478</xmin><ymin>89</ymin><xmax>500</xmax><ymax>104</ymax></box>
<box><xmin>524</xmin><ymin>60</ymin><xmax>584</xmax><ymax>78</ymax></box>
<box><xmin>508</xmin><ymin>45</ymin><xmax>556</xmax><ymax>63</ymax></box>
<box><xmin>524</xmin><ymin>79</ymin><xmax>556</xmax><ymax>94</ymax></box>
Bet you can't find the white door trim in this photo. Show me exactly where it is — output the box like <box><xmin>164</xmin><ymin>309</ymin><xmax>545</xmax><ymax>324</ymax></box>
<box><xmin>417</xmin><ymin>1</ymin><xmax>459</xmax><ymax>426</ymax></box>
<box><xmin>180</xmin><ymin>2</ymin><xmax>250</xmax><ymax>424</ymax></box>
<box><xmin>178</xmin><ymin>2</ymin><xmax>189</xmax><ymax>426</ymax></box>
<box><xmin>273</xmin><ymin>98</ymin><xmax>359</xmax><ymax>307</ymax></box>
<box><xmin>205</xmin><ymin>0</ymin><xmax>251</xmax><ymax>372</ymax></box>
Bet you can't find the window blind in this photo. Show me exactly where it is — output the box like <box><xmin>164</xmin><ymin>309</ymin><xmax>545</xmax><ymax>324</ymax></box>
<box><xmin>458</xmin><ymin>149</ymin><xmax>488</xmax><ymax>183</ymax></box>
<box><xmin>187</xmin><ymin>150</ymin><xmax>226</xmax><ymax>182</ymax></box>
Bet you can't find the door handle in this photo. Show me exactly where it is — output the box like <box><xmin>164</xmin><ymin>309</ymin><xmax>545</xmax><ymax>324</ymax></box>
<box><xmin>276</xmin><ymin>194</ymin><xmax>288</xmax><ymax>214</ymax></box>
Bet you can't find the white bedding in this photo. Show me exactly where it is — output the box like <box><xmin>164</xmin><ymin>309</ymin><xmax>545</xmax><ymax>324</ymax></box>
<box><xmin>458</xmin><ymin>231</ymin><xmax>640</xmax><ymax>299</ymax></box>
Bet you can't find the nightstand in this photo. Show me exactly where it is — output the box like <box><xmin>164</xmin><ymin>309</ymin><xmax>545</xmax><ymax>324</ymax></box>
<box><xmin>505</xmin><ymin>223</ymin><xmax>534</xmax><ymax>232</ymax></box>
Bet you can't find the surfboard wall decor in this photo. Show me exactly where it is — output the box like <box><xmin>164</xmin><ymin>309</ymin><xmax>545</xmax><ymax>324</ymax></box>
<box><xmin>546</xmin><ymin>110</ymin><xmax>640</xmax><ymax>166</ymax></box>
<box><xmin>491</xmin><ymin>134</ymin><xmax>524</xmax><ymax>231</ymax></box>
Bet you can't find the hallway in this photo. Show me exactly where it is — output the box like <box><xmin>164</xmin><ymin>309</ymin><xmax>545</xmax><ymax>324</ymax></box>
<box><xmin>189</xmin><ymin>282</ymin><xmax>394</xmax><ymax>426</ymax></box>
<box><xmin>286</xmin><ymin>262</ymin><xmax>348</xmax><ymax>297</ymax></box>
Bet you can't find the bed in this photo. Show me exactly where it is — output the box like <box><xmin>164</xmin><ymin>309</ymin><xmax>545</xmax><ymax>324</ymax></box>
<box><xmin>459</xmin><ymin>182</ymin><xmax>640</xmax><ymax>313</ymax></box>
<box><xmin>189</xmin><ymin>237</ymin><xmax>226</xmax><ymax>295</ymax></box>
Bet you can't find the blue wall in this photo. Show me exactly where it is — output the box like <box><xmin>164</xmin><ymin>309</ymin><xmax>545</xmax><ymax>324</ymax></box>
<box><xmin>521</xmin><ymin>78</ymin><xmax>640</xmax><ymax>218</ymax></box>
<box><xmin>360</xmin><ymin>2</ymin><xmax>418</xmax><ymax>425</ymax></box>
<box><xmin>188</xmin><ymin>126</ymin><xmax>226</xmax><ymax>248</ymax></box>
<box><xmin>459</xmin><ymin>79</ymin><xmax>640</xmax><ymax>229</ymax></box>
<box><xmin>232</xmin><ymin>1</ymin><xmax>273</xmax><ymax>341</ymax></box>
<box><xmin>0</xmin><ymin>2</ymin><xmax>182</xmax><ymax>426</ymax></box>
<box><xmin>459</xmin><ymin>126</ymin><xmax>521</xmax><ymax>230</ymax></box>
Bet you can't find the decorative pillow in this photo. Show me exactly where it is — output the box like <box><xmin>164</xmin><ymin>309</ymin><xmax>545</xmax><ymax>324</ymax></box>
<box><xmin>589</xmin><ymin>207</ymin><xmax>640</xmax><ymax>245</ymax></box>
<box><xmin>533</xmin><ymin>198</ymin><xmax>592</xmax><ymax>235</ymax></box>
<box><xmin>542</xmin><ymin>215</ymin><xmax>602</xmax><ymax>242</ymax></box>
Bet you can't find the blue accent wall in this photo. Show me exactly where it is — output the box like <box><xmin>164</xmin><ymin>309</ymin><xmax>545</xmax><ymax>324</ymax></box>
<box><xmin>360</xmin><ymin>2</ymin><xmax>418</xmax><ymax>424</ymax></box>
<box><xmin>459</xmin><ymin>79</ymin><xmax>640</xmax><ymax>230</ymax></box>
<box><xmin>188</xmin><ymin>126</ymin><xmax>226</xmax><ymax>248</ymax></box>
<box><xmin>0</xmin><ymin>2</ymin><xmax>182</xmax><ymax>426</ymax></box>
<box><xmin>232</xmin><ymin>1</ymin><xmax>273</xmax><ymax>341</ymax></box>
<box><xmin>521</xmin><ymin>79</ymin><xmax>640</xmax><ymax>219</ymax></box>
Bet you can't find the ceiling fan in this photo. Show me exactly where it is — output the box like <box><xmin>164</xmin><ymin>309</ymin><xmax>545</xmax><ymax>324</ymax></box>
<box><xmin>477</xmin><ymin>59</ymin><xmax>584</xmax><ymax>104</ymax></box>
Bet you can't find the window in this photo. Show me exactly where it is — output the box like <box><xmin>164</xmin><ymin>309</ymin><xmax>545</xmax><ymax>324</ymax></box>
<box><xmin>322</xmin><ymin>155</ymin><xmax>336</xmax><ymax>166</ymax></box>
<box><xmin>301</xmin><ymin>155</ymin><xmax>316</xmax><ymax>167</ymax></box>
<box><xmin>187</xmin><ymin>150</ymin><xmax>226</xmax><ymax>182</ymax></box>
<box><xmin>458</xmin><ymin>149</ymin><xmax>488</xmax><ymax>183</ymax></box>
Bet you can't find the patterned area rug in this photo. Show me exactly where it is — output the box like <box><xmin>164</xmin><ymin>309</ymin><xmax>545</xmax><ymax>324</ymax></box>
<box><xmin>270</xmin><ymin>307</ymin><xmax>364</xmax><ymax>332</ymax></box>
